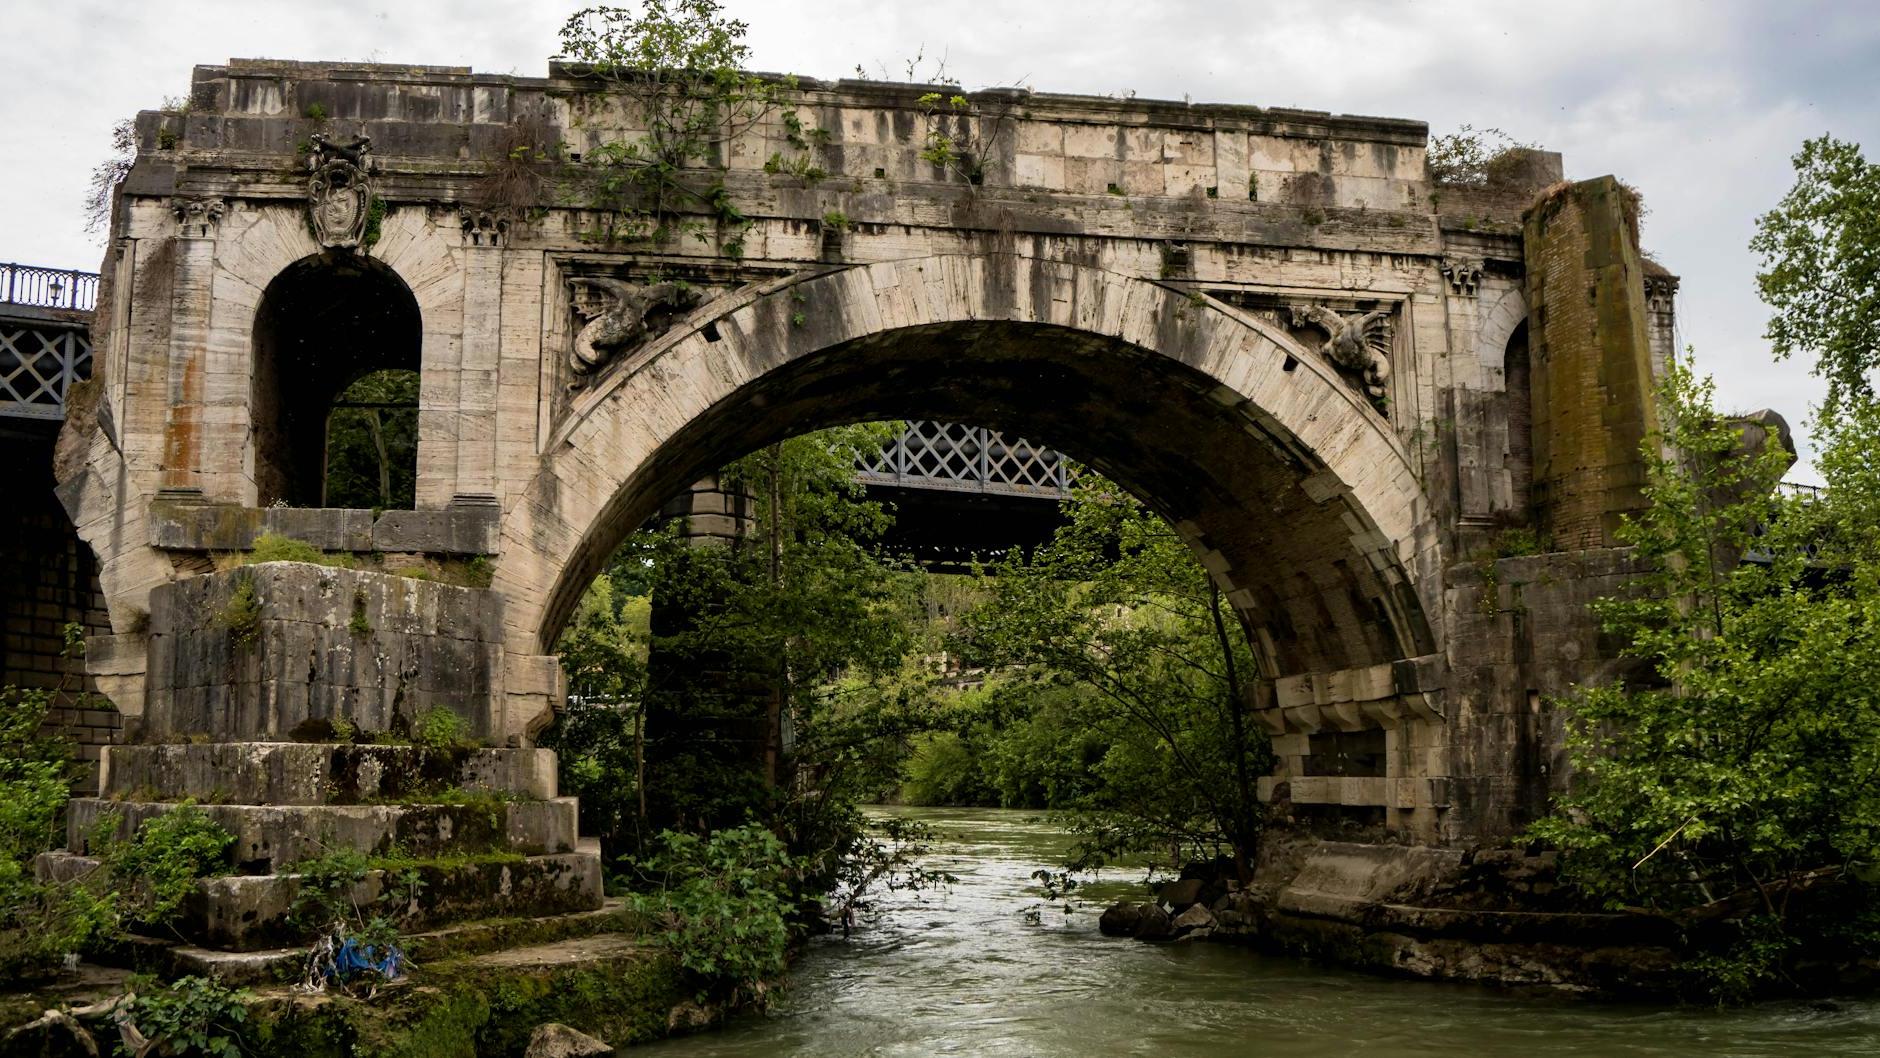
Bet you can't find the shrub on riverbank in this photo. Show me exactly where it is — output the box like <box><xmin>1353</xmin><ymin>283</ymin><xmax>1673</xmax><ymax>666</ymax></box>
<box><xmin>1532</xmin><ymin>364</ymin><xmax>1880</xmax><ymax>1001</ymax></box>
<box><xmin>0</xmin><ymin>685</ymin><xmax>110</xmax><ymax>980</ymax></box>
<box><xmin>2</xmin><ymin>675</ymin><xmax>240</xmax><ymax>983</ymax></box>
<box><xmin>900</xmin><ymin>683</ymin><xmax>1113</xmax><ymax>810</ymax></box>
<box><xmin>622</xmin><ymin>825</ymin><xmax>799</xmax><ymax>1002</ymax></box>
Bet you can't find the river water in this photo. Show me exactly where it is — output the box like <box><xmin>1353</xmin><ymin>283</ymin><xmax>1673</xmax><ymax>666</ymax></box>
<box><xmin>635</xmin><ymin>807</ymin><xmax>1880</xmax><ymax>1057</ymax></box>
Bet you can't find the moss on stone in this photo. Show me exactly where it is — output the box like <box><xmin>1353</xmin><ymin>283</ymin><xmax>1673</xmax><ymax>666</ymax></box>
<box><xmin>245</xmin><ymin>948</ymin><xmax>697</xmax><ymax>1057</ymax></box>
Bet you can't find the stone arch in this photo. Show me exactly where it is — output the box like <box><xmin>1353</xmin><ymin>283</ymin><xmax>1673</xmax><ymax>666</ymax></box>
<box><xmin>1475</xmin><ymin>281</ymin><xmax>1527</xmax><ymax>375</ymax></box>
<box><xmin>207</xmin><ymin>204</ymin><xmax>467</xmax><ymax>506</ymax></box>
<box><xmin>496</xmin><ymin>255</ymin><xmax>1442</xmax><ymax>700</ymax></box>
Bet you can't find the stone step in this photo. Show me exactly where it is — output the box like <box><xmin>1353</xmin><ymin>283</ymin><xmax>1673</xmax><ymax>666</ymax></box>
<box><xmin>190</xmin><ymin>850</ymin><xmax>604</xmax><ymax>951</ymax></box>
<box><xmin>100</xmin><ymin>742</ymin><xmax>558</xmax><ymax>805</ymax></box>
<box><xmin>157</xmin><ymin>898</ymin><xmax>643</xmax><ymax>985</ymax></box>
<box><xmin>67</xmin><ymin>796</ymin><xmax>581</xmax><ymax>873</ymax></box>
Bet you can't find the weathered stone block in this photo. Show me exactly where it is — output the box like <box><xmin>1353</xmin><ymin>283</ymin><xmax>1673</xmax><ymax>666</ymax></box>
<box><xmin>183</xmin><ymin>850</ymin><xmax>603</xmax><ymax>950</ymax></box>
<box><xmin>142</xmin><ymin>563</ymin><xmax>503</xmax><ymax>740</ymax></box>
<box><xmin>101</xmin><ymin>743</ymin><xmax>559</xmax><ymax>804</ymax></box>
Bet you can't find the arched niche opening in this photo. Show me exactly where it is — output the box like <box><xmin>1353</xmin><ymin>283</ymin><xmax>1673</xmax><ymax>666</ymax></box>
<box><xmin>252</xmin><ymin>253</ymin><xmax>421</xmax><ymax>508</ymax></box>
<box><xmin>1502</xmin><ymin>319</ymin><xmax>1533</xmax><ymax>519</ymax></box>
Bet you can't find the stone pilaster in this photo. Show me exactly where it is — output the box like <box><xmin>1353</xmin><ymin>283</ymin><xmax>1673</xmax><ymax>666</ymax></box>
<box><xmin>455</xmin><ymin>213</ymin><xmax>506</xmax><ymax>501</ymax></box>
<box><xmin>159</xmin><ymin>198</ymin><xmax>225</xmax><ymax>493</ymax></box>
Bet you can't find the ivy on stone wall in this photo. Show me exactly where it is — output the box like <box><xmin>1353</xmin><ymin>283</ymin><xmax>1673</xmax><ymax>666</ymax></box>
<box><xmin>554</xmin><ymin>1</ymin><xmax>823</xmax><ymax>255</ymax></box>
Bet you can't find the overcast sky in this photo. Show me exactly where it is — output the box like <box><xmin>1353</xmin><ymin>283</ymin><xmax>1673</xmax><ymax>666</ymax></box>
<box><xmin>6</xmin><ymin>0</ymin><xmax>1875</xmax><ymax>478</ymax></box>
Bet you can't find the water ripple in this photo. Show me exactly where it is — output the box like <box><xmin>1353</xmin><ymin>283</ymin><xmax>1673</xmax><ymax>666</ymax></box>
<box><xmin>632</xmin><ymin>808</ymin><xmax>1880</xmax><ymax>1058</ymax></box>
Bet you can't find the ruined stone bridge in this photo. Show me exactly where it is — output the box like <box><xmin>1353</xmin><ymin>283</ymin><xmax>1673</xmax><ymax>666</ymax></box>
<box><xmin>49</xmin><ymin>59</ymin><xmax>1677</xmax><ymax>937</ymax></box>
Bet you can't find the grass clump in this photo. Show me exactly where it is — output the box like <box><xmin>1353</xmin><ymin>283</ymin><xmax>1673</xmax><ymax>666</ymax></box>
<box><xmin>348</xmin><ymin>589</ymin><xmax>372</xmax><ymax>638</ymax></box>
<box><xmin>247</xmin><ymin>532</ymin><xmax>352</xmax><ymax>567</ymax></box>
<box><xmin>219</xmin><ymin>574</ymin><xmax>262</xmax><ymax>647</ymax></box>
<box><xmin>412</xmin><ymin>706</ymin><xmax>475</xmax><ymax>750</ymax></box>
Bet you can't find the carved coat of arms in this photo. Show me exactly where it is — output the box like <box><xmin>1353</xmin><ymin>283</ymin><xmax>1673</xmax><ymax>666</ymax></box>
<box><xmin>308</xmin><ymin>134</ymin><xmax>374</xmax><ymax>251</ymax></box>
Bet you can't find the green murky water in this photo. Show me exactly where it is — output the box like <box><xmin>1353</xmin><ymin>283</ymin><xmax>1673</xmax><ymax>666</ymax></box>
<box><xmin>635</xmin><ymin>807</ymin><xmax>1880</xmax><ymax>1057</ymax></box>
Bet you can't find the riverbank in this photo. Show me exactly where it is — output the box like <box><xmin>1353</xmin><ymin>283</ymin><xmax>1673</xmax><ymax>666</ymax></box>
<box><xmin>1098</xmin><ymin>833</ymin><xmax>1688</xmax><ymax>994</ymax></box>
<box><xmin>0</xmin><ymin>902</ymin><xmax>740</xmax><ymax>1057</ymax></box>
<box><xmin>13</xmin><ymin>809</ymin><xmax>1880</xmax><ymax>1056</ymax></box>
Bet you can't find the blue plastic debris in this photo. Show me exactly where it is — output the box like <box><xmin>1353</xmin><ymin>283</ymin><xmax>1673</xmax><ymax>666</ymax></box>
<box><xmin>328</xmin><ymin>937</ymin><xmax>404</xmax><ymax>982</ymax></box>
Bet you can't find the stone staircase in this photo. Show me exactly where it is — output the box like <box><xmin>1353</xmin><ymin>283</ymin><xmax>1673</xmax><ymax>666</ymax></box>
<box><xmin>41</xmin><ymin>740</ymin><xmax>603</xmax><ymax>953</ymax></box>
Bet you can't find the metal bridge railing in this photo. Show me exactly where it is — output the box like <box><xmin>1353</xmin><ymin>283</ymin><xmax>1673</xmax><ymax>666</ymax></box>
<box><xmin>858</xmin><ymin>420</ymin><xmax>1074</xmax><ymax>499</ymax></box>
<box><xmin>1</xmin><ymin>264</ymin><xmax>98</xmax><ymax>419</ymax></box>
<box><xmin>0</xmin><ymin>263</ymin><xmax>98</xmax><ymax>312</ymax></box>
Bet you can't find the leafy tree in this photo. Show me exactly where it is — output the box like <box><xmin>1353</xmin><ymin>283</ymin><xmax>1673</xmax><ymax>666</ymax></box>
<box><xmin>551</xmin><ymin>424</ymin><xmax>940</xmax><ymax>891</ymax></box>
<box><xmin>1752</xmin><ymin>135</ymin><xmax>1880</xmax><ymax>412</ymax></box>
<box><xmin>1427</xmin><ymin>124</ymin><xmax>1538</xmax><ymax>185</ymax></box>
<box><xmin>954</xmin><ymin>480</ymin><xmax>1273</xmax><ymax>881</ymax></box>
<box><xmin>83</xmin><ymin>118</ymin><xmax>136</xmax><ymax>237</ymax></box>
<box><xmin>900</xmin><ymin>730</ymin><xmax>994</xmax><ymax>807</ymax></box>
<box><xmin>323</xmin><ymin>369</ymin><xmax>418</xmax><ymax>511</ymax></box>
<box><xmin>1531</xmin><ymin>360</ymin><xmax>1880</xmax><ymax>1000</ymax></box>
<box><xmin>899</xmin><ymin>682</ymin><xmax>1112</xmax><ymax>810</ymax></box>
<box><xmin>640</xmin><ymin>427</ymin><xmax>937</xmax><ymax>867</ymax></box>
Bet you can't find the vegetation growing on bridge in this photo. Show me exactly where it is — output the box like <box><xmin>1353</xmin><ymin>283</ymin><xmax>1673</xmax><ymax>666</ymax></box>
<box><xmin>555</xmin><ymin>0</ymin><xmax>826</xmax><ymax>253</ymax></box>
<box><xmin>0</xmin><ymin>669</ymin><xmax>235</xmax><ymax>981</ymax></box>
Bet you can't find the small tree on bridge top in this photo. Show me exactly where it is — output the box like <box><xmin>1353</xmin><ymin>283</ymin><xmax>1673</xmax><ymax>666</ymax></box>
<box><xmin>555</xmin><ymin>1</ymin><xmax>823</xmax><ymax>253</ymax></box>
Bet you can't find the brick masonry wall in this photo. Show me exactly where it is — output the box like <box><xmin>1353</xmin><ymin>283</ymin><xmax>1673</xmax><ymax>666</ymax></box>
<box><xmin>2</xmin><ymin>429</ymin><xmax>116</xmax><ymax>791</ymax></box>
<box><xmin>1523</xmin><ymin>177</ymin><xmax>1659</xmax><ymax>550</ymax></box>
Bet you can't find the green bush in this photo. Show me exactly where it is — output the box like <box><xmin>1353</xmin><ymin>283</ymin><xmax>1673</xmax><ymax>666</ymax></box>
<box><xmin>900</xmin><ymin>731</ymin><xmax>991</xmax><ymax>807</ymax></box>
<box><xmin>0</xmin><ymin>686</ymin><xmax>119</xmax><ymax>978</ymax></box>
<box><xmin>106</xmin><ymin>801</ymin><xmax>236</xmax><ymax>928</ymax></box>
<box><xmin>219</xmin><ymin>574</ymin><xmax>262</xmax><ymax>646</ymax></box>
<box><xmin>412</xmin><ymin>706</ymin><xmax>472</xmax><ymax>749</ymax></box>
<box><xmin>247</xmin><ymin>532</ymin><xmax>348</xmax><ymax>566</ymax></box>
<box><xmin>123</xmin><ymin>975</ymin><xmax>252</xmax><ymax>1057</ymax></box>
<box><xmin>625</xmin><ymin>825</ymin><xmax>797</xmax><ymax>999</ymax></box>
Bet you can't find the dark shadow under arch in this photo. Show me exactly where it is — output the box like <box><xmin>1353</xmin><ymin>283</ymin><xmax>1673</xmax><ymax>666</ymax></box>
<box><xmin>536</xmin><ymin>319</ymin><xmax>1435</xmax><ymax>678</ymax></box>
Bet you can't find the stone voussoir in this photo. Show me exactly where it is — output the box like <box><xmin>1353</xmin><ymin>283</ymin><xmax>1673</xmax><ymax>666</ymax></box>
<box><xmin>100</xmin><ymin>742</ymin><xmax>560</xmax><ymax>805</ymax></box>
